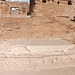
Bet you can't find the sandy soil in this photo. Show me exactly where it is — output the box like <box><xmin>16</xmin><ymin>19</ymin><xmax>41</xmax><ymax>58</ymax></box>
<box><xmin>0</xmin><ymin>67</ymin><xmax>75</xmax><ymax>75</ymax></box>
<box><xmin>0</xmin><ymin>39</ymin><xmax>75</xmax><ymax>73</ymax></box>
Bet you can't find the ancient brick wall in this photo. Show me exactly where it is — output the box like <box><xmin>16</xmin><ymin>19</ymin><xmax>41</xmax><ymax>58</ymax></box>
<box><xmin>36</xmin><ymin>0</ymin><xmax>73</xmax><ymax>3</ymax></box>
<box><xmin>0</xmin><ymin>0</ymin><xmax>74</xmax><ymax>17</ymax></box>
<box><xmin>0</xmin><ymin>1</ymin><xmax>28</xmax><ymax>17</ymax></box>
<box><xmin>31</xmin><ymin>0</ymin><xmax>75</xmax><ymax>18</ymax></box>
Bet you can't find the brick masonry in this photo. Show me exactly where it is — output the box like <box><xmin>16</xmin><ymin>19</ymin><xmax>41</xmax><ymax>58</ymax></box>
<box><xmin>0</xmin><ymin>1</ymin><xmax>28</xmax><ymax>17</ymax></box>
<box><xmin>0</xmin><ymin>0</ymin><xmax>74</xmax><ymax>17</ymax></box>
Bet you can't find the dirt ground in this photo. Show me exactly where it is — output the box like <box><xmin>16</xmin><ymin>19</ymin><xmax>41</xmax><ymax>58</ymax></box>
<box><xmin>0</xmin><ymin>67</ymin><xmax>75</xmax><ymax>75</ymax></box>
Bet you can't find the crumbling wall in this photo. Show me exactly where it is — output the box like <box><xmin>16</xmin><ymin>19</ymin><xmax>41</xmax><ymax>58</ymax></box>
<box><xmin>0</xmin><ymin>0</ymin><xmax>74</xmax><ymax>17</ymax></box>
<box><xmin>35</xmin><ymin>0</ymin><xmax>73</xmax><ymax>3</ymax></box>
<box><xmin>0</xmin><ymin>1</ymin><xmax>28</xmax><ymax>17</ymax></box>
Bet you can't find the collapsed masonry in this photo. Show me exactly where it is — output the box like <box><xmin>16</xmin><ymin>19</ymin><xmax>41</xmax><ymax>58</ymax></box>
<box><xmin>0</xmin><ymin>0</ymin><xmax>74</xmax><ymax>17</ymax></box>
